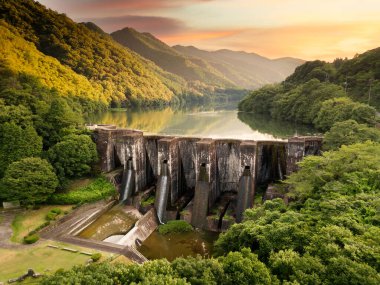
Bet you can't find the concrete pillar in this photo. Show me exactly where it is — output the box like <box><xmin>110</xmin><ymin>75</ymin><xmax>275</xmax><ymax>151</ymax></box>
<box><xmin>115</xmin><ymin>132</ymin><xmax>146</xmax><ymax>193</ymax></box>
<box><xmin>178</xmin><ymin>138</ymin><xmax>199</xmax><ymax>190</ymax></box>
<box><xmin>157</xmin><ymin>137</ymin><xmax>180</xmax><ymax>206</ymax></box>
<box><xmin>94</xmin><ymin>127</ymin><xmax>135</xmax><ymax>172</ymax></box>
<box><xmin>256</xmin><ymin>141</ymin><xmax>287</xmax><ymax>184</ymax></box>
<box><xmin>215</xmin><ymin>140</ymin><xmax>241</xmax><ymax>193</ymax></box>
<box><xmin>195</xmin><ymin>139</ymin><xmax>217</xmax><ymax>208</ymax></box>
<box><xmin>236</xmin><ymin>142</ymin><xmax>257</xmax><ymax>222</ymax></box>
<box><xmin>286</xmin><ymin>137</ymin><xmax>305</xmax><ymax>175</ymax></box>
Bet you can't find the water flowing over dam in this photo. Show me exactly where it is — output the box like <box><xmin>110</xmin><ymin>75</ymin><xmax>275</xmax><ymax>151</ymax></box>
<box><xmin>93</xmin><ymin>125</ymin><xmax>322</xmax><ymax>231</ymax></box>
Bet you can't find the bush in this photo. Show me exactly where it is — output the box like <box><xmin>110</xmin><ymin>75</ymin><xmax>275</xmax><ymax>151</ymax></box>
<box><xmin>46</xmin><ymin>211</ymin><xmax>58</xmax><ymax>221</ymax></box>
<box><xmin>23</xmin><ymin>234</ymin><xmax>39</xmax><ymax>244</ymax></box>
<box><xmin>49</xmin><ymin>177</ymin><xmax>116</xmax><ymax>204</ymax></box>
<box><xmin>158</xmin><ymin>220</ymin><xmax>193</xmax><ymax>235</ymax></box>
<box><xmin>0</xmin><ymin>157</ymin><xmax>58</xmax><ymax>205</ymax></box>
<box><xmin>51</xmin><ymin>208</ymin><xmax>63</xmax><ymax>214</ymax></box>
<box><xmin>91</xmin><ymin>253</ymin><xmax>102</xmax><ymax>262</ymax></box>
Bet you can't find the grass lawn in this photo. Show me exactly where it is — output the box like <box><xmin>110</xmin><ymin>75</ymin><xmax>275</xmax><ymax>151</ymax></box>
<box><xmin>11</xmin><ymin>205</ymin><xmax>73</xmax><ymax>243</ymax></box>
<box><xmin>0</xmin><ymin>241</ymin><xmax>117</xmax><ymax>283</ymax></box>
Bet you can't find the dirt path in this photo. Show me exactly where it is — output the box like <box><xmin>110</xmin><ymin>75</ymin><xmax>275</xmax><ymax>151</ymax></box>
<box><xmin>0</xmin><ymin>209</ymin><xmax>29</xmax><ymax>249</ymax></box>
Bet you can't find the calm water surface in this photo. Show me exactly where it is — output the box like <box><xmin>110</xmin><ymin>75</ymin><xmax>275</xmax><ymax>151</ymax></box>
<box><xmin>138</xmin><ymin>229</ymin><xmax>219</xmax><ymax>261</ymax></box>
<box><xmin>89</xmin><ymin>104</ymin><xmax>318</xmax><ymax>140</ymax></box>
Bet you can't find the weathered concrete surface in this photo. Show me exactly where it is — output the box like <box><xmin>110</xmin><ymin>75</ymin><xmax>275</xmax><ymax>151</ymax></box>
<box><xmin>178</xmin><ymin>138</ymin><xmax>199</xmax><ymax>190</ymax></box>
<box><xmin>216</xmin><ymin>140</ymin><xmax>241</xmax><ymax>193</ymax></box>
<box><xmin>196</xmin><ymin>139</ymin><xmax>217</xmax><ymax>208</ymax></box>
<box><xmin>93</xmin><ymin>127</ymin><xmax>135</xmax><ymax>172</ymax></box>
<box><xmin>157</xmin><ymin>137</ymin><xmax>180</xmax><ymax>205</ymax></box>
<box><xmin>286</xmin><ymin>137</ymin><xmax>323</xmax><ymax>175</ymax></box>
<box><xmin>256</xmin><ymin>142</ymin><xmax>287</xmax><ymax>185</ymax></box>
<box><xmin>115</xmin><ymin>133</ymin><xmax>146</xmax><ymax>194</ymax></box>
<box><xmin>117</xmin><ymin>208</ymin><xmax>158</xmax><ymax>248</ymax></box>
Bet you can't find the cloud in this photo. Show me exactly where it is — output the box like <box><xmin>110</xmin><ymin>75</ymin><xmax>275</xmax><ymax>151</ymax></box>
<box><xmin>39</xmin><ymin>0</ymin><xmax>213</xmax><ymax>15</ymax></box>
<box><xmin>164</xmin><ymin>22</ymin><xmax>380</xmax><ymax>60</ymax></box>
<box><xmin>81</xmin><ymin>15</ymin><xmax>186</xmax><ymax>34</ymax></box>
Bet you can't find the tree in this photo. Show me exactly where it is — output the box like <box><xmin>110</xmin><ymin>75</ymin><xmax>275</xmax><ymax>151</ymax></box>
<box><xmin>323</xmin><ymin>120</ymin><xmax>380</xmax><ymax>150</ymax></box>
<box><xmin>48</xmin><ymin>134</ymin><xmax>98</xmax><ymax>183</ymax></box>
<box><xmin>219</xmin><ymin>248</ymin><xmax>272</xmax><ymax>285</ymax></box>
<box><xmin>40</xmin><ymin>98</ymin><xmax>84</xmax><ymax>148</ymax></box>
<box><xmin>0</xmin><ymin>157</ymin><xmax>58</xmax><ymax>204</ymax></box>
<box><xmin>0</xmin><ymin>122</ymin><xmax>42</xmax><ymax>177</ymax></box>
<box><xmin>314</xmin><ymin>97</ymin><xmax>376</xmax><ymax>131</ymax></box>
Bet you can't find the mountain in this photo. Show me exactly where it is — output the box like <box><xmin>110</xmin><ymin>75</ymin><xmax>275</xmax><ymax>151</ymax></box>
<box><xmin>111</xmin><ymin>28</ymin><xmax>303</xmax><ymax>90</ymax></box>
<box><xmin>111</xmin><ymin>28</ymin><xmax>233</xmax><ymax>88</ymax></box>
<box><xmin>0</xmin><ymin>0</ymin><xmax>186</xmax><ymax>106</ymax></box>
<box><xmin>173</xmin><ymin>46</ymin><xmax>305</xmax><ymax>89</ymax></box>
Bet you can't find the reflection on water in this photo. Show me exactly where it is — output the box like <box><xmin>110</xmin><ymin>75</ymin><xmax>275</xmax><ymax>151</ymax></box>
<box><xmin>78</xmin><ymin>205</ymin><xmax>137</xmax><ymax>241</ymax></box>
<box><xmin>138</xmin><ymin>229</ymin><xmax>219</xmax><ymax>261</ymax></box>
<box><xmin>88</xmin><ymin>104</ymin><xmax>319</xmax><ymax>140</ymax></box>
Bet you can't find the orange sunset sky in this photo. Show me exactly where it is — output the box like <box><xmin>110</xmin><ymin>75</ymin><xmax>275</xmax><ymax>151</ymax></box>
<box><xmin>37</xmin><ymin>0</ymin><xmax>380</xmax><ymax>61</ymax></box>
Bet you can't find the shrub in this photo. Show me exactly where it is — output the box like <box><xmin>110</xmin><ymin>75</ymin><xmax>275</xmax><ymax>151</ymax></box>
<box><xmin>23</xmin><ymin>234</ymin><xmax>39</xmax><ymax>244</ymax></box>
<box><xmin>46</xmin><ymin>211</ymin><xmax>58</xmax><ymax>221</ymax></box>
<box><xmin>49</xmin><ymin>177</ymin><xmax>116</xmax><ymax>204</ymax></box>
<box><xmin>158</xmin><ymin>220</ymin><xmax>193</xmax><ymax>235</ymax></box>
<box><xmin>51</xmin><ymin>208</ymin><xmax>63</xmax><ymax>214</ymax></box>
<box><xmin>91</xmin><ymin>253</ymin><xmax>102</xmax><ymax>262</ymax></box>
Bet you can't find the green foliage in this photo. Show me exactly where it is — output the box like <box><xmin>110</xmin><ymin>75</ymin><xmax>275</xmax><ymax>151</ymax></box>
<box><xmin>287</xmin><ymin>142</ymin><xmax>380</xmax><ymax>200</ymax></box>
<box><xmin>0</xmin><ymin>157</ymin><xmax>58</xmax><ymax>204</ymax></box>
<box><xmin>0</xmin><ymin>122</ymin><xmax>42</xmax><ymax>177</ymax></box>
<box><xmin>0</xmin><ymin>1</ymin><xmax>177</xmax><ymax>105</ymax></box>
<box><xmin>48</xmin><ymin>134</ymin><xmax>98</xmax><ymax>183</ymax></box>
<box><xmin>49</xmin><ymin>177</ymin><xmax>116</xmax><ymax>205</ymax></box>
<box><xmin>214</xmin><ymin>142</ymin><xmax>380</xmax><ymax>284</ymax></box>
<box><xmin>23</xmin><ymin>233</ymin><xmax>39</xmax><ymax>244</ymax></box>
<box><xmin>41</xmin><ymin>250</ymin><xmax>275</xmax><ymax>285</ymax></box>
<box><xmin>91</xmin><ymin>253</ymin><xmax>102</xmax><ymax>262</ymax></box>
<box><xmin>141</xmin><ymin>195</ymin><xmax>155</xmax><ymax>207</ymax></box>
<box><xmin>238</xmin><ymin>84</ymin><xmax>281</xmax><ymax>115</ymax></box>
<box><xmin>218</xmin><ymin>248</ymin><xmax>272</xmax><ymax>285</ymax></box>
<box><xmin>323</xmin><ymin>120</ymin><xmax>380</xmax><ymax>150</ymax></box>
<box><xmin>158</xmin><ymin>220</ymin><xmax>193</xmax><ymax>235</ymax></box>
<box><xmin>285</xmin><ymin>48</ymin><xmax>380</xmax><ymax>109</ymax></box>
<box><xmin>314</xmin><ymin>97</ymin><xmax>376</xmax><ymax>131</ymax></box>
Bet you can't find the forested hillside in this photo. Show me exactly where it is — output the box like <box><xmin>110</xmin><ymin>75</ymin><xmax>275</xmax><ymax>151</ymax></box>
<box><xmin>285</xmin><ymin>48</ymin><xmax>380</xmax><ymax>109</ymax></box>
<box><xmin>173</xmin><ymin>45</ymin><xmax>304</xmax><ymax>89</ymax></box>
<box><xmin>0</xmin><ymin>0</ymin><xmax>181</xmax><ymax>106</ymax></box>
<box><xmin>239</xmin><ymin>47</ymin><xmax>380</xmax><ymax>135</ymax></box>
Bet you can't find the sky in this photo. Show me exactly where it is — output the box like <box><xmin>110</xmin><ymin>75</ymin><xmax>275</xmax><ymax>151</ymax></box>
<box><xmin>37</xmin><ymin>0</ymin><xmax>380</xmax><ymax>61</ymax></box>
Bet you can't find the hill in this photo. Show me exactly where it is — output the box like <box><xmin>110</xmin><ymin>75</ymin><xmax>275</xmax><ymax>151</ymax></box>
<box><xmin>111</xmin><ymin>27</ymin><xmax>233</xmax><ymax>88</ymax></box>
<box><xmin>0</xmin><ymin>0</ymin><xmax>184</xmax><ymax>106</ymax></box>
<box><xmin>173</xmin><ymin>45</ymin><xmax>304</xmax><ymax>89</ymax></box>
<box><xmin>285</xmin><ymin>48</ymin><xmax>380</xmax><ymax>109</ymax></box>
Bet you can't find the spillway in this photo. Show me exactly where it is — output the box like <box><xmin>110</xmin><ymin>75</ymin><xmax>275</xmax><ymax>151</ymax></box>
<box><xmin>236</xmin><ymin>166</ymin><xmax>255</xmax><ymax>222</ymax></box>
<box><xmin>120</xmin><ymin>158</ymin><xmax>135</xmax><ymax>203</ymax></box>
<box><xmin>154</xmin><ymin>161</ymin><xmax>170</xmax><ymax>224</ymax></box>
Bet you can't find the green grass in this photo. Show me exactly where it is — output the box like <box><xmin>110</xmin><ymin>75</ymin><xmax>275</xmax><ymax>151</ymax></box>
<box><xmin>11</xmin><ymin>205</ymin><xmax>72</xmax><ymax>243</ymax></box>
<box><xmin>49</xmin><ymin>177</ymin><xmax>116</xmax><ymax>205</ymax></box>
<box><xmin>158</xmin><ymin>220</ymin><xmax>193</xmax><ymax>235</ymax></box>
<box><xmin>0</xmin><ymin>241</ymin><xmax>115</xmax><ymax>283</ymax></box>
<box><xmin>141</xmin><ymin>196</ymin><xmax>155</xmax><ymax>207</ymax></box>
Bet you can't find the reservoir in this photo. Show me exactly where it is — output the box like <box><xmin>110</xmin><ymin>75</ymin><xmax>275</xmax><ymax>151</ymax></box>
<box><xmin>89</xmin><ymin>104</ymin><xmax>318</xmax><ymax>140</ymax></box>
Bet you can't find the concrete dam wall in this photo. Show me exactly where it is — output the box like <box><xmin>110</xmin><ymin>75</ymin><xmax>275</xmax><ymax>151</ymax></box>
<box><xmin>94</xmin><ymin>126</ymin><xmax>322</xmax><ymax>231</ymax></box>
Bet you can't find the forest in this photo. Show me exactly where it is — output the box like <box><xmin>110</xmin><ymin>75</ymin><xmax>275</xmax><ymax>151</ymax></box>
<box><xmin>0</xmin><ymin>0</ymin><xmax>379</xmax><ymax>284</ymax></box>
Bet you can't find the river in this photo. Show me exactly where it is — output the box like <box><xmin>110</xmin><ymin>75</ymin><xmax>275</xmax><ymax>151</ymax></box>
<box><xmin>88</xmin><ymin>104</ymin><xmax>318</xmax><ymax>140</ymax></box>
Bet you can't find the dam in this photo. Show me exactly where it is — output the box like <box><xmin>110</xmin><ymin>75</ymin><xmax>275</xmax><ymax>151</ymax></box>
<box><xmin>93</xmin><ymin>125</ymin><xmax>322</xmax><ymax>231</ymax></box>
